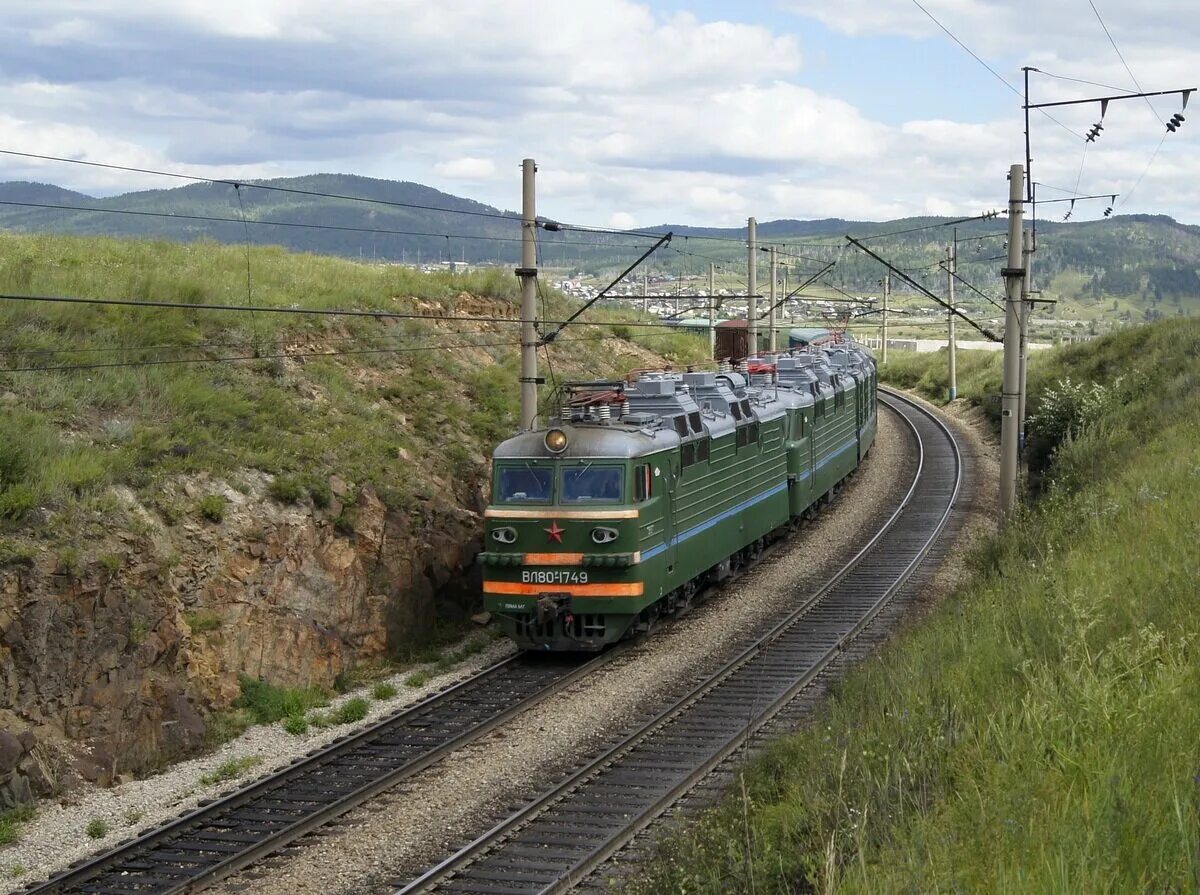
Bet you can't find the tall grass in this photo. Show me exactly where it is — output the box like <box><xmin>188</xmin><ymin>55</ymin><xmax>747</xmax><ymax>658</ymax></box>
<box><xmin>630</xmin><ymin>319</ymin><xmax>1200</xmax><ymax>894</ymax></box>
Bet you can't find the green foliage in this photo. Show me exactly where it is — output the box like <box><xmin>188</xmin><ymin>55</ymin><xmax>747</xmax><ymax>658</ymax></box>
<box><xmin>372</xmin><ymin>682</ymin><xmax>398</xmax><ymax>700</ymax></box>
<box><xmin>330</xmin><ymin>697</ymin><xmax>370</xmax><ymax>725</ymax></box>
<box><xmin>282</xmin><ymin>714</ymin><xmax>308</xmax><ymax>736</ymax></box>
<box><xmin>0</xmin><ymin>485</ymin><xmax>37</xmax><ymax>522</ymax></box>
<box><xmin>268</xmin><ymin>474</ymin><xmax>305</xmax><ymax>504</ymax></box>
<box><xmin>199</xmin><ymin>755</ymin><xmax>262</xmax><ymax>787</ymax></box>
<box><xmin>0</xmin><ymin>538</ymin><xmax>36</xmax><ymax>567</ymax></box>
<box><xmin>203</xmin><ymin>709</ymin><xmax>251</xmax><ymax>748</ymax></box>
<box><xmin>85</xmin><ymin>819</ymin><xmax>109</xmax><ymax>840</ymax></box>
<box><xmin>185</xmin><ymin>610</ymin><xmax>222</xmax><ymax>633</ymax></box>
<box><xmin>234</xmin><ymin>675</ymin><xmax>330</xmax><ymax>725</ymax></box>
<box><xmin>404</xmin><ymin>670</ymin><xmax>431</xmax><ymax>688</ymax></box>
<box><xmin>197</xmin><ymin>494</ymin><xmax>228</xmax><ymax>523</ymax></box>
<box><xmin>0</xmin><ymin>806</ymin><xmax>35</xmax><ymax>845</ymax></box>
<box><xmin>634</xmin><ymin>319</ymin><xmax>1200</xmax><ymax>895</ymax></box>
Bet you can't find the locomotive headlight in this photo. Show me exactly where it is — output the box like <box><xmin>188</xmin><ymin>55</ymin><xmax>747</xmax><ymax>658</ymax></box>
<box><xmin>491</xmin><ymin>527</ymin><xmax>517</xmax><ymax>544</ymax></box>
<box><xmin>591</xmin><ymin>527</ymin><xmax>618</xmax><ymax>544</ymax></box>
<box><xmin>545</xmin><ymin>429</ymin><xmax>568</xmax><ymax>453</ymax></box>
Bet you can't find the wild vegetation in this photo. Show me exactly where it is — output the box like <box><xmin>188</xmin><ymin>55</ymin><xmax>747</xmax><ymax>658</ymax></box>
<box><xmin>0</xmin><ymin>231</ymin><xmax>706</xmax><ymax>550</ymax></box>
<box><xmin>630</xmin><ymin>319</ymin><xmax>1200</xmax><ymax>893</ymax></box>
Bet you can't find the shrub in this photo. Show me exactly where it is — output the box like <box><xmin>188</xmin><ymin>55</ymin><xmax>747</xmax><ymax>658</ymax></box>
<box><xmin>185</xmin><ymin>611</ymin><xmax>222</xmax><ymax>634</ymax></box>
<box><xmin>404</xmin><ymin>670</ymin><xmax>431</xmax><ymax>688</ymax></box>
<box><xmin>0</xmin><ymin>806</ymin><xmax>35</xmax><ymax>846</ymax></box>
<box><xmin>0</xmin><ymin>539</ymin><xmax>36</xmax><ymax>567</ymax></box>
<box><xmin>198</xmin><ymin>494</ymin><xmax>228</xmax><ymax>522</ymax></box>
<box><xmin>234</xmin><ymin>675</ymin><xmax>329</xmax><ymax>725</ymax></box>
<box><xmin>85</xmin><ymin>819</ymin><xmax>109</xmax><ymax>840</ymax></box>
<box><xmin>372</xmin><ymin>682</ymin><xmax>398</xmax><ymax>700</ymax></box>
<box><xmin>282</xmin><ymin>714</ymin><xmax>308</xmax><ymax>736</ymax></box>
<box><xmin>0</xmin><ymin>485</ymin><xmax>38</xmax><ymax>522</ymax></box>
<box><xmin>331</xmin><ymin>697</ymin><xmax>370</xmax><ymax>725</ymax></box>
<box><xmin>268</xmin><ymin>475</ymin><xmax>305</xmax><ymax>504</ymax></box>
<box><xmin>199</xmin><ymin>756</ymin><xmax>262</xmax><ymax>787</ymax></box>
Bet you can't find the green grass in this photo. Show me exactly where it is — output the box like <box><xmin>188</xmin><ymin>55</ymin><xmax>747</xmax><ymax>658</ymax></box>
<box><xmin>0</xmin><ymin>806</ymin><xmax>35</xmax><ymax>846</ymax></box>
<box><xmin>372</xmin><ymin>682</ymin><xmax>398</xmax><ymax>700</ymax></box>
<box><xmin>233</xmin><ymin>675</ymin><xmax>330</xmax><ymax>725</ymax></box>
<box><xmin>197</xmin><ymin>494</ymin><xmax>228</xmax><ymax>523</ymax></box>
<box><xmin>330</xmin><ymin>697</ymin><xmax>370</xmax><ymax>725</ymax></box>
<box><xmin>282</xmin><ymin>713</ymin><xmax>308</xmax><ymax>736</ymax></box>
<box><xmin>199</xmin><ymin>755</ymin><xmax>263</xmax><ymax>787</ymax></box>
<box><xmin>631</xmin><ymin>319</ymin><xmax>1200</xmax><ymax>894</ymax></box>
<box><xmin>0</xmin><ymin>232</ymin><xmax>707</xmax><ymax>611</ymax></box>
<box><xmin>404</xmin><ymin>670</ymin><xmax>431</xmax><ymax>688</ymax></box>
<box><xmin>184</xmin><ymin>610</ymin><xmax>222</xmax><ymax>633</ymax></box>
<box><xmin>85</xmin><ymin>819</ymin><xmax>109</xmax><ymax>840</ymax></box>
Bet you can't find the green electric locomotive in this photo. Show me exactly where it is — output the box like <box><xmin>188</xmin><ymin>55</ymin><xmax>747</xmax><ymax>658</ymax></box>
<box><xmin>478</xmin><ymin>344</ymin><xmax>878</xmax><ymax>650</ymax></box>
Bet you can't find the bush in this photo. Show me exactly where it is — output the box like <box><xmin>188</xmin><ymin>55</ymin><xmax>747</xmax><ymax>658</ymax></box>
<box><xmin>199</xmin><ymin>755</ymin><xmax>262</xmax><ymax>787</ymax></box>
<box><xmin>198</xmin><ymin>494</ymin><xmax>228</xmax><ymax>523</ymax></box>
<box><xmin>185</xmin><ymin>611</ymin><xmax>222</xmax><ymax>633</ymax></box>
<box><xmin>0</xmin><ymin>442</ymin><xmax>28</xmax><ymax>489</ymax></box>
<box><xmin>331</xmin><ymin>697</ymin><xmax>370</xmax><ymax>725</ymax></box>
<box><xmin>234</xmin><ymin>675</ymin><xmax>329</xmax><ymax>725</ymax></box>
<box><xmin>282</xmin><ymin>714</ymin><xmax>308</xmax><ymax>736</ymax></box>
<box><xmin>0</xmin><ymin>806</ymin><xmax>35</xmax><ymax>845</ymax></box>
<box><xmin>372</xmin><ymin>682</ymin><xmax>398</xmax><ymax>700</ymax></box>
<box><xmin>0</xmin><ymin>485</ymin><xmax>37</xmax><ymax>522</ymax></box>
<box><xmin>404</xmin><ymin>670</ymin><xmax>431</xmax><ymax>688</ymax></box>
<box><xmin>85</xmin><ymin>819</ymin><xmax>109</xmax><ymax>840</ymax></box>
<box><xmin>268</xmin><ymin>474</ymin><xmax>305</xmax><ymax>504</ymax></box>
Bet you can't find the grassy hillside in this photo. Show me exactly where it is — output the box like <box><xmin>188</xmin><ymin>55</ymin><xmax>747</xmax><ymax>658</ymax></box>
<box><xmin>0</xmin><ymin>231</ymin><xmax>706</xmax><ymax>548</ymax></box>
<box><xmin>630</xmin><ymin>319</ymin><xmax>1200</xmax><ymax>893</ymax></box>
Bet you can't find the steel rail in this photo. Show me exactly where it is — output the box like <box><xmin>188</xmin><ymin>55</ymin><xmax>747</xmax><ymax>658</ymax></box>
<box><xmin>23</xmin><ymin>650</ymin><xmax>622</xmax><ymax>895</ymax></box>
<box><xmin>395</xmin><ymin>390</ymin><xmax>960</xmax><ymax>894</ymax></box>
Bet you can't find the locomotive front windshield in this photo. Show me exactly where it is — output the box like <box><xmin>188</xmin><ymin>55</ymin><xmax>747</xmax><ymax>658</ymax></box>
<box><xmin>562</xmin><ymin>465</ymin><xmax>624</xmax><ymax>503</ymax></box>
<box><xmin>496</xmin><ymin>466</ymin><xmax>552</xmax><ymax>503</ymax></box>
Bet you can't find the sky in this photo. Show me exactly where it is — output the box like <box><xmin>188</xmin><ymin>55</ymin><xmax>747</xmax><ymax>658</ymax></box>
<box><xmin>0</xmin><ymin>0</ymin><xmax>1197</xmax><ymax>229</ymax></box>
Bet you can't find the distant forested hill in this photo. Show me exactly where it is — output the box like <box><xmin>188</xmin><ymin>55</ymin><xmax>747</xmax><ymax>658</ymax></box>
<box><xmin>2</xmin><ymin>174</ymin><xmax>1198</xmax><ymax>315</ymax></box>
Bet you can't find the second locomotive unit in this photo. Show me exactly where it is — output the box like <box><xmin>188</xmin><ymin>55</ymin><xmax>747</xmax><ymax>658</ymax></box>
<box><xmin>478</xmin><ymin>343</ymin><xmax>878</xmax><ymax>650</ymax></box>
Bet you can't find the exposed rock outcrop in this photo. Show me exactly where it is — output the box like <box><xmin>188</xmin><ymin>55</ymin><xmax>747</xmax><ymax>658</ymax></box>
<box><xmin>0</xmin><ymin>473</ymin><xmax>483</xmax><ymax>794</ymax></box>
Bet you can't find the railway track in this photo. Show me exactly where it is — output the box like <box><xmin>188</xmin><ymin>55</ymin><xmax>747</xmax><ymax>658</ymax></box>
<box><xmin>393</xmin><ymin>389</ymin><xmax>961</xmax><ymax>895</ymax></box>
<box><xmin>21</xmin><ymin>652</ymin><xmax>620</xmax><ymax>895</ymax></box>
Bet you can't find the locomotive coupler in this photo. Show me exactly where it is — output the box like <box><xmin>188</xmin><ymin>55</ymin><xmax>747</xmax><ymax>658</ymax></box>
<box><xmin>536</xmin><ymin>593</ymin><xmax>570</xmax><ymax>624</ymax></box>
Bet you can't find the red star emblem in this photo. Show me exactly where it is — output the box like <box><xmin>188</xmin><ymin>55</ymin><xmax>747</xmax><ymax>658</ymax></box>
<box><xmin>544</xmin><ymin>521</ymin><xmax>565</xmax><ymax>543</ymax></box>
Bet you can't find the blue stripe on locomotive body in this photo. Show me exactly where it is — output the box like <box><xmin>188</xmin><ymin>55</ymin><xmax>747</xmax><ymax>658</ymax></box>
<box><xmin>481</xmin><ymin>342</ymin><xmax>879</xmax><ymax>650</ymax></box>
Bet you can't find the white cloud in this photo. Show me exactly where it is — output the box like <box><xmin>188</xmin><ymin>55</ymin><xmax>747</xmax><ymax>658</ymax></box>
<box><xmin>0</xmin><ymin>0</ymin><xmax>1197</xmax><ymax>225</ymax></box>
<box><xmin>433</xmin><ymin>157</ymin><xmax>497</xmax><ymax>182</ymax></box>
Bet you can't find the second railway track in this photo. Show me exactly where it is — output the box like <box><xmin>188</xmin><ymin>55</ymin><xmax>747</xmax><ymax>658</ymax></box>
<box><xmin>394</xmin><ymin>389</ymin><xmax>962</xmax><ymax>895</ymax></box>
<box><xmin>22</xmin><ymin>651</ymin><xmax>620</xmax><ymax>895</ymax></box>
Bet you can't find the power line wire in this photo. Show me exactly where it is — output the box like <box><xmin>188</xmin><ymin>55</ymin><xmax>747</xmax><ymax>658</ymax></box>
<box><xmin>908</xmin><ymin>0</ymin><xmax>1085</xmax><ymax>140</ymax></box>
<box><xmin>1088</xmin><ymin>0</ymin><xmax>1162</xmax><ymax>122</ymax></box>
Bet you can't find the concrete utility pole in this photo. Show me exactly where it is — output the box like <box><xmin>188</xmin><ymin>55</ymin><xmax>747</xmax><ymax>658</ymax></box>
<box><xmin>881</xmin><ymin>274</ymin><xmax>890</xmax><ymax>364</ymax></box>
<box><xmin>642</xmin><ymin>272</ymin><xmax>649</xmax><ymax>312</ymax></box>
<box><xmin>1000</xmin><ymin>164</ymin><xmax>1026</xmax><ymax>520</ymax></box>
<box><xmin>517</xmin><ymin>158</ymin><xmax>539</xmax><ymax>432</ymax></box>
<box><xmin>1019</xmin><ymin>228</ymin><xmax>1032</xmax><ymax>450</ymax></box>
<box><xmin>708</xmin><ymin>262</ymin><xmax>717</xmax><ymax>360</ymax></box>
<box><xmin>747</xmin><ymin>217</ymin><xmax>758</xmax><ymax>355</ymax></box>
<box><xmin>768</xmin><ymin>246</ymin><xmax>778</xmax><ymax>352</ymax></box>
<box><xmin>947</xmin><ymin>238</ymin><xmax>957</xmax><ymax>400</ymax></box>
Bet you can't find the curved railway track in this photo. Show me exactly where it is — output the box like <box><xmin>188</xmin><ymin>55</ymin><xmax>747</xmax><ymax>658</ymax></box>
<box><xmin>393</xmin><ymin>389</ymin><xmax>961</xmax><ymax>895</ymax></box>
<box><xmin>21</xmin><ymin>652</ymin><xmax>621</xmax><ymax>895</ymax></box>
